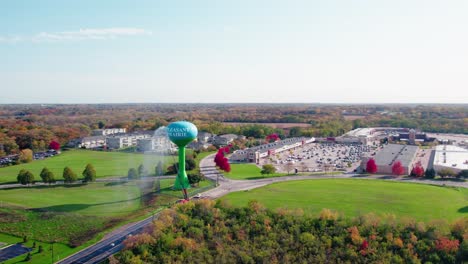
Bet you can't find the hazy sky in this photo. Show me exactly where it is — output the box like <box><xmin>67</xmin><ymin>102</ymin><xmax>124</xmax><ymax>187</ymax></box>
<box><xmin>1</xmin><ymin>1</ymin><xmax>467</xmax><ymax>104</ymax></box>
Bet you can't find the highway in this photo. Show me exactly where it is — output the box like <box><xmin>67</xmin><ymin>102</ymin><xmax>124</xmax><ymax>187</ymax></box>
<box><xmin>57</xmin><ymin>214</ymin><xmax>156</xmax><ymax>264</ymax></box>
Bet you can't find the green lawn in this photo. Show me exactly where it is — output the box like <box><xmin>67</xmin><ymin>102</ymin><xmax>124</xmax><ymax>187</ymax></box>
<box><xmin>225</xmin><ymin>163</ymin><xmax>289</xmax><ymax>180</ymax></box>
<box><xmin>0</xmin><ymin>182</ymin><xmax>142</xmax><ymax>216</ymax></box>
<box><xmin>0</xmin><ymin>149</ymin><xmax>177</xmax><ymax>184</ymax></box>
<box><xmin>0</xmin><ymin>177</ymin><xmax>214</xmax><ymax>264</ymax></box>
<box><xmin>221</xmin><ymin>179</ymin><xmax>468</xmax><ymax>222</ymax></box>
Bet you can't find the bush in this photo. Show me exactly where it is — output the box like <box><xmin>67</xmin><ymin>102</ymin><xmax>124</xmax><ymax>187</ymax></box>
<box><xmin>261</xmin><ymin>164</ymin><xmax>276</xmax><ymax>176</ymax></box>
<box><xmin>438</xmin><ymin>168</ymin><xmax>457</xmax><ymax>178</ymax></box>
<box><xmin>188</xmin><ymin>171</ymin><xmax>204</xmax><ymax>186</ymax></box>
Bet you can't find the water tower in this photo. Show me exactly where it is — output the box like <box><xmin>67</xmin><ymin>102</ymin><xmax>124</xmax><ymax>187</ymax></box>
<box><xmin>167</xmin><ymin>121</ymin><xmax>198</xmax><ymax>200</ymax></box>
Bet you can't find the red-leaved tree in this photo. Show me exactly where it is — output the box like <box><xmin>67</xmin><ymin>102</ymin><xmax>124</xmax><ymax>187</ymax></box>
<box><xmin>411</xmin><ymin>163</ymin><xmax>425</xmax><ymax>177</ymax></box>
<box><xmin>392</xmin><ymin>161</ymin><xmax>405</xmax><ymax>176</ymax></box>
<box><xmin>265</xmin><ymin>134</ymin><xmax>280</xmax><ymax>143</ymax></box>
<box><xmin>435</xmin><ymin>237</ymin><xmax>460</xmax><ymax>253</ymax></box>
<box><xmin>366</xmin><ymin>158</ymin><xmax>378</xmax><ymax>174</ymax></box>
<box><xmin>49</xmin><ymin>140</ymin><xmax>60</xmax><ymax>151</ymax></box>
<box><xmin>214</xmin><ymin>146</ymin><xmax>231</xmax><ymax>172</ymax></box>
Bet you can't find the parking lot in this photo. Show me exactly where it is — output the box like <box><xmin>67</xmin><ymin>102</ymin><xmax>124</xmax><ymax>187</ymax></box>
<box><xmin>0</xmin><ymin>244</ymin><xmax>32</xmax><ymax>262</ymax></box>
<box><xmin>260</xmin><ymin>143</ymin><xmax>376</xmax><ymax>173</ymax></box>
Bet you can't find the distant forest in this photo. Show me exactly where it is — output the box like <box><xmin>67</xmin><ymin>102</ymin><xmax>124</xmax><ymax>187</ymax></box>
<box><xmin>0</xmin><ymin>104</ymin><xmax>466</xmax><ymax>155</ymax></box>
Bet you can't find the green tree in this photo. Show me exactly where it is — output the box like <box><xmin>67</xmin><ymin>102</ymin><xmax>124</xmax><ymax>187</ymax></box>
<box><xmin>425</xmin><ymin>168</ymin><xmax>436</xmax><ymax>179</ymax></box>
<box><xmin>155</xmin><ymin>161</ymin><xmax>164</xmax><ymax>176</ymax></box>
<box><xmin>63</xmin><ymin>167</ymin><xmax>77</xmax><ymax>183</ymax></box>
<box><xmin>138</xmin><ymin>164</ymin><xmax>148</xmax><ymax>177</ymax></box>
<box><xmin>127</xmin><ymin>168</ymin><xmax>139</xmax><ymax>180</ymax></box>
<box><xmin>18</xmin><ymin>148</ymin><xmax>33</xmax><ymax>163</ymax></box>
<box><xmin>457</xmin><ymin>170</ymin><xmax>468</xmax><ymax>179</ymax></box>
<box><xmin>40</xmin><ymin>167</ymin><xmax>55</xmax><ymax>184</ymax></box>
<box><xmin>17</xmin><ymin>169</ymin><xmax>34</xmax><ymax>185</ymax></box>
<box><xmin>261</xmin><ymin>164</ymin><xmax>276</xmax><ymax>176</ymax></box>
<box><xmin>82</xmin><ymin>164</ymin><xmax>96</xmax><ymax>182</ymax></box>
<box><xmin>98</xmin><ymin>121</ymin><xmax>106</xmax><ymax>129</ymax></box>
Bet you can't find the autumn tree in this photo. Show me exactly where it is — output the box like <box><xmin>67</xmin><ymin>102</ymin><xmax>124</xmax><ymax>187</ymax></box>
<box><xmin>410</xmin><ymin>163</ymin><xmax>425</xmax><ymax>177</ymax></box>
<box><xmin>48</xmin><ymin>140</ymin><xmax>60</xmax><ymax>151</ymax></box>
<box><xmin>82</xmin><ymin>164</ymin><xmax>96</xmax><ymax>182</ymax></box>
<box><xmin>366</xmin><ymin>158</ymin><xmax>378</xmax><ymax>174</ymax></box>
<box><xmin>261</xmin><ymin>164</ymin><xmax>276</xmax><ymax>176</ymax></box>
<box><xmin>18</xmin><ymin>149</ymin><xmax>33</xmax><ymax>163</ymax></box>
<box><xmin>63</xmin><ymin>167</ymin><xmax>77</xmax><ymax>183</ymax></box>
<box><xmin>265</xmin><ymin>134</ymin><xmax>280</xmax><ymax>143</ymax></box>
<box><xmin>40</xmin><ymin>167</ymin><xmax>55</xmax><ymax>184</ymax></box>
<box><xmin>391</xmin><ymin>161</ymin><xmax>405</xmax><ymax>176</ymax></box>
<box><xmin>214</xmin><ymin>146</ymin><xmax>231</xmax><ymax>173</ymax></box>
<box><xmin>0</xmin><ymin>133</ymin><xmax>19</xmax><ymax>155</ymax></box>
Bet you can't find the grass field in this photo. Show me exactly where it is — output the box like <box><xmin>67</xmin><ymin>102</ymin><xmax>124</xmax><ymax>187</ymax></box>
<box><xmin>225</xmin><ymin>163</ymin><xmax>290</xmax><ymax>180</ymax></box>
<box><xmin>0</xmin><ymin>149</ymin><xmax>178</xmax><ymax>184</ymax></box>
<box><xmin>0</xmin><ymin>176</ymin><xmax>214</xmax><ymax>264</ymax></box>
<box><xmin>0</xmin><ymin>182</ymin><xmax>142</xmax><ymax>216</ymax></box>
<box><xmin>224</xmin><ymin>163</ymin><xmax>329</xmax><ymax>180</ymax></box>
<box><xmin>221</xmin><ymin>179</ymin><xmax>468</xmax><ymax>222</ymax></box>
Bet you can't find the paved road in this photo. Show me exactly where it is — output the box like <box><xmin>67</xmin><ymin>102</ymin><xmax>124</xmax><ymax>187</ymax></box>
<box><xmin>57</xmin><ymin>214</ymin><xmax>157</xmax><ymax>264</ymax></box>
<box><xmin>56</xmin><ymin>154</ymin><xmax>467</xmax><ymax>263</ymax></box>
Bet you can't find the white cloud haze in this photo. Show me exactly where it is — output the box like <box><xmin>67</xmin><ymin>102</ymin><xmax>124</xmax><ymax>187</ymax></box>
<box><xmin>0</xmin><ymin>27</ymin><xmax>152</xmax><ymax>43</ymax></box>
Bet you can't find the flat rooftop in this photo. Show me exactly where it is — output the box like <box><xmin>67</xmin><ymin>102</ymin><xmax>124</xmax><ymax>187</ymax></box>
<box><xmin>434</xmin><ymin>145</ymin><xmax>468</xmax><ymax>170</ymax></box>
<box><xmin>342</xmin><ymin>128</ymin><xmax>374</xmax><ymax>138</ymax></box>
<box><xmin>374</xmin><ymin>144</ymin><xmax>418</xmax><ymax>167</ymax></box>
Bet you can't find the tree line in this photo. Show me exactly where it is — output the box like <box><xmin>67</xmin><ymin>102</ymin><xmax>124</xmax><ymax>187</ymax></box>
<box><xmin>1</xmin><ymin>104</ymin><xmax>465</xmax><ymax>156</ymax></box>
<box><xmin>116</xmin><ymin>199</ymin><xmax>467</xmax><ymax>263</ymax></box>
<box><xmin>16</xmin><ymin>164</ymin><xmax>96</xmax><ymax>185</ymax></box>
